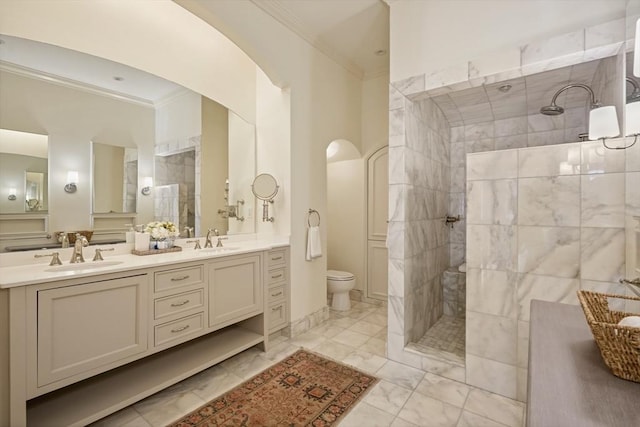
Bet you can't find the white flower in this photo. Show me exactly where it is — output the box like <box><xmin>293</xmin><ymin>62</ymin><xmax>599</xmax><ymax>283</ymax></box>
<box><xmin>145</xmin><ymin>221</ymin><xmax>180</xmax><ymax>240</ymax></box>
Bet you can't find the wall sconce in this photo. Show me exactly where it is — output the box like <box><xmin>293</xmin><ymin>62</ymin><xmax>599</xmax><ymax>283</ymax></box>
<box><xmin>64</xmin><ymin>170</ymin><xmax>78</xmax><ymax>193</ymax></box>
<box><xmin>141</xmin><ymin>176</ymin><xmax>153</xmax><ymax>196</ymax></box>
<box><xmin>588</xmin><ymin>106</ymin><xmax>625</xmax><ymax>150</ymax></box>
<box><xmin>8</xmin><ymin>188</ymin><xmax>16</xmax><ymax>201</ymax></box>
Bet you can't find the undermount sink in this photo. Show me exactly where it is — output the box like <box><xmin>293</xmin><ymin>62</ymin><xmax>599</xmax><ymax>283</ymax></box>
<box><xmin>45</xmin><ymin>260</ymin><xmax>124</xmax><ymax>272</ymax></box>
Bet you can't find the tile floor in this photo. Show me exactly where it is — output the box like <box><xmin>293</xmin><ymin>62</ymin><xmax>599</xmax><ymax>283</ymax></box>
<box><xmin>413</xmin><ymin>315</ymin><xmax>466</xmax><ymax>359</ymax></box>
<box><xmin>92</xmin><ymin>301</ymin><xmax>525</xmax><ymax>427</ymax></box>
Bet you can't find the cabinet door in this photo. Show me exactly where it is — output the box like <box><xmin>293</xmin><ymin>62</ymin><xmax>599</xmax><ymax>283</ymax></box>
<box><xmin>37</xmin><ymin>275</ymin><xmax>148</xmax><ymax>387</ymax></box>
<box><xmin>208</xmin><ymin>254</ymin><xmax>262</xmax><ymax>328</ymax></box>
<box><xmin>367</xmin><ymin>240</ymin><xmax>388</xmax><ymax>301</ymax></box>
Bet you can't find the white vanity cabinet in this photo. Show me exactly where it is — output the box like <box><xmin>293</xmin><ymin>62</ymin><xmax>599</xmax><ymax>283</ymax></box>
<box><xmin>266</xmin><ymin>247</ymin><xmax>290</xmax><ymax>333</ymax></box>
<box><xmin>208</xmin><ymin>253</ymin><xmax>263</xmax><ymax>328</ymax></box>
<box><xmin>35</xmin><ymin>274</ymin><xmax>149</xmax><ymax>389</ymax></box>
<box><xmin>0</xmin><ymin>247</ymin><xmax>292</xmax><ymax>427</ymax></box>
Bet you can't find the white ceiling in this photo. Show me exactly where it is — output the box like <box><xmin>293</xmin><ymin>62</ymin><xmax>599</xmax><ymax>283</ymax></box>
<box><xmin>250</xmin><ymin>0</ymin><xmax>389</xmax><ymax>79</ymax></box>
<box><xmin>0</xmin><ymin>34</ymin><xmax>183</xmax><ymax>104</ymax></box>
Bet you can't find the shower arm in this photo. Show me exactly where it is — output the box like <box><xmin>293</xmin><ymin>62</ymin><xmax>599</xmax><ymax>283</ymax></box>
<box><xmin>549</xmin><ymin>83</ymin><xmax>600</xmax><ymax>109</ymax></box>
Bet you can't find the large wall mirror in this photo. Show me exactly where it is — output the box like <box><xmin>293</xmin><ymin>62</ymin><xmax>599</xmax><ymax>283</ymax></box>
<box><xmin>0</xmin><ymin>34</ymin><xmax>256</xmax><ymax>250</ymax></box>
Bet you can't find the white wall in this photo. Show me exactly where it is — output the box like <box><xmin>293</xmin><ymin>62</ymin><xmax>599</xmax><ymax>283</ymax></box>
<box><xmin>155</xmin><ymin>90</ymin><xmax>202</xmax><ymax>146</ymax></box>
<box><xmin>182</xmin><ymin>2</ymin><xmax>364</xmax><ymax>321</ymax></box>
<box><xmin>389</xmin><ymin>0</ymin><xmax>627</xmax><ymax>82</ymax></box>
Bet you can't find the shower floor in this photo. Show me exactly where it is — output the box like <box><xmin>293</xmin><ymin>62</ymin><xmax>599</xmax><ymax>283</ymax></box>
<box><xmin>412</xmin><ymin>315</ymin><xmax>465</xmax><ymax>362</ymax></box>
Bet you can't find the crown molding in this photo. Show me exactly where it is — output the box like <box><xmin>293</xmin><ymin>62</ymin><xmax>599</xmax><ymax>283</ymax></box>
<box><xmin>250</xmin><ymin>0</ymin><xmax>365</xmax><ymax>80</ymax></box>
<box><xmin>0</xmin><ymin>61</ymin><xmax>155</xmax><ymax>108</ymax></box>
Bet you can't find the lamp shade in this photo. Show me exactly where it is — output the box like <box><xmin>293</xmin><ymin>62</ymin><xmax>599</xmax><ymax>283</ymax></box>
<box><xmin>627</xmin><ymin>101</ymin><xmax>640</xmax><ymax>136</ymax></box>
<box><xmin>67</xmin><ymin>170</ymin><xmax>78</xmax><ymax>183</ymax></box>
<box><xmin>589</xmin><ymin>106</ymin><xmax>620</xmax><ymax>140</ymax></box>
<box><xmin>142</xmin><ymin>176</ymin><xmax>153</xmax><ymax>188</ymax></box>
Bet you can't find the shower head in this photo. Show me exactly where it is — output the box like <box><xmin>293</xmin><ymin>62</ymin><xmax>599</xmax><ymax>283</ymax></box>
<box><xmin>540</xmin><ymin>104</ymin><xmax>565</xmax><ymax>116</ymax></box>
<box><xmin>540</xmin><ymin>83</ymin><xmax>599</xmax><ymax>116</ymax></box>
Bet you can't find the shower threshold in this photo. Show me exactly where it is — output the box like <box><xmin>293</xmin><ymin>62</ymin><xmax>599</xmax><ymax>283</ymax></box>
<box><xmin>408</xmin><ymin>315</ymin><xmax>465</xmax><ymax>365</ymax></box>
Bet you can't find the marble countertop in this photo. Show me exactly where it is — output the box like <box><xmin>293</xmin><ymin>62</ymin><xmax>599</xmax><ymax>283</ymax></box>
<box><xmin>0</xmin><ymin>236</ymin><xmax>289</xmax><ymax>289</ymax></box>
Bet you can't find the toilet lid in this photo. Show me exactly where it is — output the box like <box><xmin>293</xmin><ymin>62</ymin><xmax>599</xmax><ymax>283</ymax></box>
<box><xmin>327</xmin><ymin>270</ymin><xmax>354</xmax><ymax>281</ymax></box>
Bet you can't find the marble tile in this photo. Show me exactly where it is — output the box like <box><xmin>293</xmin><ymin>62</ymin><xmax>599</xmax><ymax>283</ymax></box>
<box><xmin>420</xmin><ymin>356</ymin><xmax>465</xmax><ymax>383</ymax></box>
<box><xmin>580</xmin><ymin>227</ymin><xmax>625</xmax><ymax>282</ymax></box>
<box><xmin>288</xmin><ymin>331</ymin><xmax>328</xmax><ymax>349</ymax></box>
<box><xmin>517</xmin><ymin>226</ymin><xmax>580</xmax><ymax>278</ymax></box>
<box><xmin>179</xmin><ymin>364</ymin><xmax>244</xmax><ymax>402</ymax></box>
<box><xmin>397</xmin><ymin>392</ymin><xmax>461</xmax><ymax>427</ymax></box>
<box><xmin>312</xmin><ymin>339</ymin><xmax>357</xmax><ymax>361</ymax></box>
<box><xmin>376</xmin><ymin>360</ymin><xmax>425</xmax><ymax>390</ymax></box>
<box><xmin>456</xmin><ymin>411</ymin><xmax>509</xmax><ymax>427</ymax></box>
<box><xmin>364</xmin><ymin>380</ymin><xmax>413</xmax><ymax>416</ymax></box>
<box><xmin>414</xmin><ymin>373</ymin><xmax>471</xmax><ymax>408</ymax></box>
<box><xmin>466</xmin><ymin>138</ymin><xmax>495</xmax><ymax>154</ymax></box>
<box><xmin>466</xmin><ymin>268</ymin><xmax>517</xmax><ymax>318</ymax></box>
<box><xmin>466</xmin><ymin>312</ymin><xmax>516</xmax><ymax>365</ymax></box>
<box><xmin>526</xmin><ymin>130</ymin><xmax>567</xmax><ymax>147</ymax></box>
<box><xmin>390</xmin><ymin>84</ymin><xmax>405</xmax><ymax>110</ymax></box>
<box><xmin>494</xmin><ymin>135</ymin><xmax>528</xmax><ymax>151</ymax></box>
<box><xmin>466</xmin><ymin>225</ymin><xmax>517</xmax><ymax>271</ymax></box>
<box><xmin>516</xmin><ymin>274</ymin><xmax>579</xmax><ymax>321</ymax></box>
<box><xmin>468</xmin><ymin>48</ymin><xmax>521</xmax><ymax>81</ymax></box>
<box><xmin>518</xmin><ymin>143</ymin><xmax>581</xmax><ymax>177</ymax></box>
<box><xmin>626</xmin><ymin>172</ymin><xmax>640</xmax><ymax>216</ymax></box>
<box><xmin>581</xmin><ymin>173</ymin><xmax>625</xmax><ymax>227</ymax></box>
<box><xmin>467</xmin><ymin>150</ymin><xmax>518</xmax><ymax>181</ymax></box>
<box><xmin>516</xmin><ymin>321</ymin><xmax>529</xmax><ymax>369</ymax></box>
<box><xmin>494</xmin><ymin>117</ymin><xmax>527</xmax><ymax>137</ymax></box>
<box><xmin>91</xmin><ymin>408</ymin><xmax>151</xmax><ymax>427</ymax></box>
<box><xmin>339</xmin><ymin>401</ymin><xmax>396</xmax><ymax>427</ymax></box>
<box><xmin>390</xmin><ymin>109</ymin><xmax>406</xmax><ymax>138</ymax></box>
<box><xmin>424</xmin><ymin>63</ymin><xmax>469</xmax><ymax>92</ymax></box>
<box><xmin>585</xmin><ymin>18</ymin><xmax>625</xmax><ymax>50</ymax></box>
<box><xmin>518</xmin><ymin>176</ymin><xmax>580</xmax><ymax>227</ymax></box>
<box><xmin>521</xmin><ymin>27</ymin><xmax>585</xmax><ymax>65</ymax></box>
<box><xmin>451</xmin><ymin>126</ymin><xmax>465</xmax><ymax>143</ymax></box>
<box><xmin>465</xmin><ymin>354</ymin><xmax>517</xmax><ymax>400</ymax></box>
<box><xmin>626</xmin><ymin>137</ymin><xmax>640</xmax><ymax>171</ymax></box>
<box><xmin>342</xmin><ymin>349</ymin><xmax>387</xmax><ymax>374</ymax></box>
<box><xmin>466</xmin><ymin>180</ymin><xmax>517</xmax><ymax>225</ymax></box>
<box><xmin>463</xmin><ymin>388</ymin><xmax>524</xmax><ymax>427</ymax></box>
<box><xmin>391</xmin><ymin>417</ymin><xmax>420</xmax><ymax>427</ymax></box>
<box><xmin>527</xmin><ymin>113</ymin><xmax>564</xmax><ymax>133</ymax></box>
<box><xmin>134</xmin><ymin>387</ymin><xmax>205</xmax><ymax>427</ymax></box>
<box><xmin>464</xmin><ymin>122</ymin><xmax>494</xmax><ymax>140</ymax></box>
<box><xmin>392</xmin><ymin>75</ymin><xmax>426</xmax><ymax>98</ymax></box>
<box><xmin>582</xmin><ymin>140</ymin><xmax>626</xmax><ymax>174</ymax></box>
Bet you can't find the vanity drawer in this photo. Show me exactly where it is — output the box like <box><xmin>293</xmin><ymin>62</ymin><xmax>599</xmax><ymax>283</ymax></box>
<box><xmin>268</xmin><ymin>249</ymin><xmax>287</xmax><ymax>267</ymax></box>
<box><xmin>154</xmin><ymin>289</ymin><xmax>204</xmax><ymax>320</ymax></box>
<box><xmin>268</xmin><ymin>302</ymin><xmax>287</xmax><ymax>332</ymax></box>
<box><xmin>155</xmin><ymin>265</ymin><xmax>204</xmax><ymax>292</ymax></box>
<box><xmin>155</xmin><ymin>312</ymin><xmax>204</xmax><ymax>347</ymax></box>
<box><xmin>268</xmin><ymin>284</ymin><xmax>286</xmax><ymax>303</ymax></box>
<box><xmin>268</xmin><ymin>267</ymin><xmax>286</xmax><ymax>285</ymax></box>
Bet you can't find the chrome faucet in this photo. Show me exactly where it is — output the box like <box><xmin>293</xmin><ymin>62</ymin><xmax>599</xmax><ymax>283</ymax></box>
<box><xmin>34</xmin><ymin>252</ymin><xmax>63</xmax><ymax>266</ymax></box>
<box><xmin>213</xmin><ymin>228</ymin><xmax>228</xmax><ymax>247</ymax></box>
<box><xmin>70</xmin><ymin>233</ymin><xmax>89</xmax><ymax>263</ymax></box>
<box><xmin>205</xmin><ymin>229</ymin><xmax>215</xmax><ymax>248</ymax></box>
<box><xmin>57</xmin><ymin>232</ymin><xmax>69</xmax><ymax>248</ymax></box>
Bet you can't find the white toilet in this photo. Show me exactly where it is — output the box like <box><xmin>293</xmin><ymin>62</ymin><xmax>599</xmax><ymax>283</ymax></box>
<box><xmin>327</xmin><ymin>270</ymin><xmax>356</xmax><ymax>311</ymax></box>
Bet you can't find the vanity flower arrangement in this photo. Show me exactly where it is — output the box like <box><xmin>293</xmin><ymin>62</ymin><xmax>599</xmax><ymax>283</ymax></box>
<box><xmin>145</xmin><ymin>221</ymin><xmax>180</xmax><ymax>249</ymax></box>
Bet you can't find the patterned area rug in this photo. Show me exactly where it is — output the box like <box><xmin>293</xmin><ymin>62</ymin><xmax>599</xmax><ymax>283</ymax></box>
<box><xmin>170</xmin><ymin>349</ymin><xmax>378</xmax><ymax>427</ymax></box>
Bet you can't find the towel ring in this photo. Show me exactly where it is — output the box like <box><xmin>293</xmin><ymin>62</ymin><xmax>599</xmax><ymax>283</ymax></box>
<box><xmin>308</xmin><ymin>209</ymin><xmax>321</xmax><ymax>227</ymax></box>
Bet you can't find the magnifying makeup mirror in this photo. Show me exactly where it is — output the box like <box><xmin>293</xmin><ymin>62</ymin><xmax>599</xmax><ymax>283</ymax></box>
<box><xmin>252</xmin><ymin>173</ymin><xmax>279</xmax><ymax>222</ymax></box>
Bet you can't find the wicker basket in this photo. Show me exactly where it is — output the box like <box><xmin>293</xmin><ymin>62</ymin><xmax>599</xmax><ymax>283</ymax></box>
<box><xmin>577</xmin><ymin>290</ymin><xmax>640</xmax><ymax>383</ymax></box>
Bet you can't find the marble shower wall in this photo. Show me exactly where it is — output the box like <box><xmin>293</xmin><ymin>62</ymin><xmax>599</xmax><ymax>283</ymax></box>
<box><xmin>449</xmin><ymin>54</ymin><xmax>622</xmax><ymax>266</ymax></box>
<box><xmin>154</xmin><ymin>150</ymin><xmax>196</xmax><ymax>231</ymax></box>
<box><xmin>388</xmin><ymin>87</ymin><xmax>452</xmax><ymax>350</ymax></box>
<box><xmin>465</xmin><ymin>138</ymin><xmax>640</xmax><ymax>401</ymax></box>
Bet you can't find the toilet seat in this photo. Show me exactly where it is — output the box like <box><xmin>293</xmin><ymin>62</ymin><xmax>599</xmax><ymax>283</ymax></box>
<box><xmin>327</xmin><ymin>270</ymin><xmax>354</xmax><ymax>281</ymax></box>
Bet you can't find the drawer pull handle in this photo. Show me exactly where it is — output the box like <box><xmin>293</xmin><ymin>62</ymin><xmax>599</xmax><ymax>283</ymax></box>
<box><xmin>271</xmin><ymin>273</ymin><xmax>283</xmax><ymax>279</ymax></box>
<box><xmin>170</xmin><ymin>299</ymin><xmax>190</xmax><ymax>307</ymax></box>
<box><xmin>271</xmin><ymin>291</ymin><xmax>283</xmax><ymax>297</ymax></box>
<box><xmin>171</xmin><ymin>275</ymin><xmax>190</xmax><ymax>282</ymax></box>
<box><xmin>271</xmin><ymin>256</ymin><xmax>283</xmax><ymax>261</ymax></box>
<box><xmin>171</xmin><ymin>324</ymin><xmax>190</xmax><ymax>333</ymax></box>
